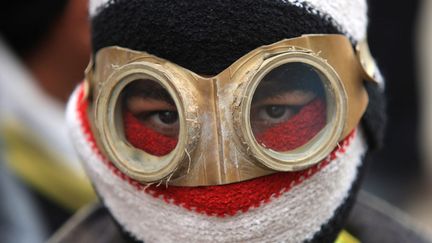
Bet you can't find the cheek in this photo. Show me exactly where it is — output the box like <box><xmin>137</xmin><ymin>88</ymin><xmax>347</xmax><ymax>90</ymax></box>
<box><xmin>255</xmin><ymin>98</ymin><xmax>326</xmax><ymax>151</ymax></box>
<box><xmin>123</xmin><ymin>112</ymin><xmax>178</xmax><ymax>156</ymax></box>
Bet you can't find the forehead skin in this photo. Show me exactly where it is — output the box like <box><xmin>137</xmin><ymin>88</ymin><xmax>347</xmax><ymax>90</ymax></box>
<box><xmin>92</xmin><ymin>0</ymin><xmax>342</xmax><ymax>75</ymax></box>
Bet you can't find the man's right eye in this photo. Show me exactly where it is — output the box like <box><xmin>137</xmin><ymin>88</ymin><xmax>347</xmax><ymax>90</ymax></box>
<box><xmin>126</xmin><ymin>96</ymin><xmax>179</xmax><ymax>138</ymax></box>
<box><xmin>120</xmin><ymin>79</ymin><xmax>179</xmax><ymax>156</ymax></box>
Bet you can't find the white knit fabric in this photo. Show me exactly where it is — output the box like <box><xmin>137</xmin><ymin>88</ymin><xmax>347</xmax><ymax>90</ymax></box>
<box><xmin>286</xmin><ymin>0</ymin><xmax>367</xmax><ymax>41</ymax></box>
<box><xmin>67</xmin><ymin>88</ymin><xmax>367</xmax><ymax>243</ymax></box>
<box><xmin>89</xmin><ymin>0</ymin><xmax>368</xmax><ymax>42</ymax></box>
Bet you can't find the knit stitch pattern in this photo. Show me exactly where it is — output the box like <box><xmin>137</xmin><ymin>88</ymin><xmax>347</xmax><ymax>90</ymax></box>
<box><xmin>68</xmin><ymin>84</ymin><xmax>367</xmax><ymax>242</ymax></box>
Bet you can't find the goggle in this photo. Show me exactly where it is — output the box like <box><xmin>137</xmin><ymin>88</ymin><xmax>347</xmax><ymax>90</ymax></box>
<box><xmin>84</xmin><ymin>34</ymin><xmax>377</xmax><ymax>186</ymax></box>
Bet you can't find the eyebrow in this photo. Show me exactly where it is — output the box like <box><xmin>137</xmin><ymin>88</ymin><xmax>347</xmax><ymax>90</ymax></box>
<box><xmin>252</xmin><ymin>77</ymin><xmax>325</xmax><ymax>103</ymax></box>
<box><xmin>252</xmin><ymin>61</ymin><xmax>328</xmax><ymax>102</ymax></box>
<box><xmin>124</xmin><ymin>80</ymin><xmax>175</xmax><ymax>105</ymax></box>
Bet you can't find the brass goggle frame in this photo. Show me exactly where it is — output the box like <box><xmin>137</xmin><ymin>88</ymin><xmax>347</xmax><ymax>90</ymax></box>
<box><xmin>85</xmin><ymin>34</ymin><xmax>377</xmax><ymax>186</ymax></box>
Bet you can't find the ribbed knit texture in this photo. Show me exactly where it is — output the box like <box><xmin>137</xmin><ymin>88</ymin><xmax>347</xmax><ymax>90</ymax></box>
<box><xmin>68</xmin><ymin>84</ymin><xmax>366</xmax><ymax>242</ymax></box>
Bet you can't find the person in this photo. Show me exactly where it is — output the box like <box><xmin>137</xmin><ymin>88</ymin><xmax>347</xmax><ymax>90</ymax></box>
<box><xmin>53</xmin><ymin>0</ymin><xmax>429</xmax><ymax>242</ymax></box>
<box><xmin>0</xmin><ymin>0</ymin><xmax>96</xmax><ymax>233</ymax></box>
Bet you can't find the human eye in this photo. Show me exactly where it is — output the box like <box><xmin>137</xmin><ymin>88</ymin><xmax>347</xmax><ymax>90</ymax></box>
<box><xmin>126</xmin><ymin>96</ymin><xmax>179</xmax><ymax>138</ymax></box>
<box><xmin>250</xmin><ymin>90</ymin><xmax>316</xmax><ymax>134</ymax></box>
<box><xmin>120</xmin><ymin>79</ymin><xmax>179</xmax><ymax>156</ymax></box>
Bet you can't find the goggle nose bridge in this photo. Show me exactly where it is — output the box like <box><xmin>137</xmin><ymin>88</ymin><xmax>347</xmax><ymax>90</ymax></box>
<box><xmin>185</xmin><ymin>74</ymin><xmax>258</xmax><ymax>185</ymax></box>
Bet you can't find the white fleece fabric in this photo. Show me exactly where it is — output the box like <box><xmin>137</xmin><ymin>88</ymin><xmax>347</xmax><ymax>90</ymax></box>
<box><xmin>67</xmin><ymin>88</ymin><xmax>367</xmax><ymax>243</ymax></box>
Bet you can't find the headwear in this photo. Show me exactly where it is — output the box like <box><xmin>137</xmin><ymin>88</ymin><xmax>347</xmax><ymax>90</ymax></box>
<box><xmin>67</xmin><ymin>0</ymin><xmax>385</xmax><ymax>242</ymax></box>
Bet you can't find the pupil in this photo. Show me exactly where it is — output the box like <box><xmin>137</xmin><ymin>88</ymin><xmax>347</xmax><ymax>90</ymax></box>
<box><xmin>159</xmin><ymin>111</ymin><xmax>178</xmax><ymax>124</ymax></box>
<box><xmin>266</xmin><ymin>106</ymin><xmax>285</xmax><ymax>118</ymax></box>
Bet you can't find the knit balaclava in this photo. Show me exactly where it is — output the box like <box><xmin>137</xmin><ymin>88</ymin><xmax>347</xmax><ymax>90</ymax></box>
<box><xmin>67</xmin><ymin>0</ymin><xmax>385</xmax><ymax>242</ymax></box>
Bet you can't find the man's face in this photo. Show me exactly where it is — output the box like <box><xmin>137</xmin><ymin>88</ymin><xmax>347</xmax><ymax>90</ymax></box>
<box><xmin>68</xmin><ymin>0</ymin><xmax>383</xmax><ymax>242</ymax></box>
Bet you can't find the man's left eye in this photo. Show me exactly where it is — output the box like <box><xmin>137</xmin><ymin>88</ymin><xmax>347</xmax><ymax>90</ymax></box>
<box><xmin>134</xmin><ymin>109</ymin><xmax>179</xmax><ymax>138</ymax></box>
<box><xmin>255</xmin><ymin>104</ymin><xmax>298</xmax><ymax>123</ymax></box>
<box><xmin>153</xmin><ymin>110</ymin><xmax>179</xmax><ymax>125</ymax></box>
<box><xmin>250</xmin><ymin>89</ymin><xmax>316</xmax><ymax>134</ymax></box>
<box><xmin>126</xmin><ymin>97</ymin><xmax>180</xmax><ymax>138</ymax></box>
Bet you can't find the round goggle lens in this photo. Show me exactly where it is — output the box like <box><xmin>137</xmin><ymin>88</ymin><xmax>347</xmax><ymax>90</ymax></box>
<box><xmin>250</xmin><ymin>62</ymin><xmax>328</xmax><ymax>152</ymax></box>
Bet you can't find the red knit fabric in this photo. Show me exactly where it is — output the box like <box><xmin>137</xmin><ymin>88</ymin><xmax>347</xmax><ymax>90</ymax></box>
<box><xmin>123</xmin><ymin>112</ymin><xmax>178</xmax><ymax>156</ymax></box>
<box><xmin>77</xmin><ymin>84</ymin><xmax>355</xmax><ymax>217</ymax></box>
<box><xmin>256</xmin><ymin>99</ymin><xmax>326</xmax><ymax>151</ymax></box>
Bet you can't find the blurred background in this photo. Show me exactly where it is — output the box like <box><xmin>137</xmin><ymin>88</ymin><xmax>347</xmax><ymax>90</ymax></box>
<box><xmin>363</xmin><ymin>0</ymin><xmax>432</xmax><ymax>235</ymax></box>
<box><xmin>0</xmin><ymin>0</ymin><xmax>431</xmax><ymax>242</ymax></box>
<box><xmin>0</xmin><ymin>1</ymin><xmax>95</xmax><ymax>242</ymax></box>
